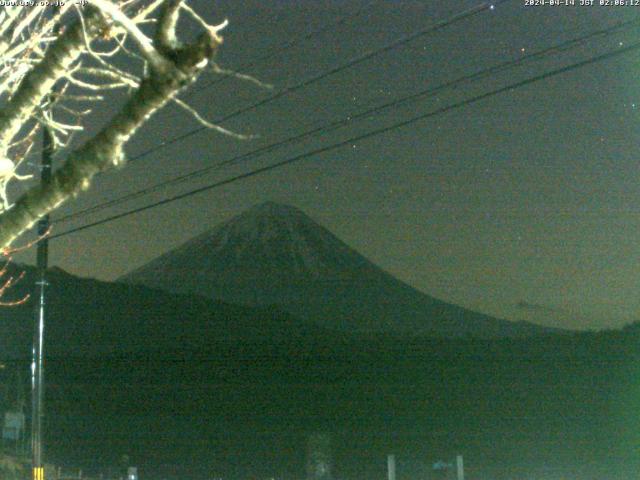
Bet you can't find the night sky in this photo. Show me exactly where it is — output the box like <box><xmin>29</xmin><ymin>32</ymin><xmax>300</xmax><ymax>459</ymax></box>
<box><xmin>13</xmin><ymin>0</ymin><xmax>640</xmax><ymax>330</ymax></box>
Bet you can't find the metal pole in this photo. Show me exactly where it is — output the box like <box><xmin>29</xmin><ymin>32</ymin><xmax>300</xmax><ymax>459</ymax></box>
<box><xmin>456</xmin><ymin>454</ymin><xmax>464</xmax><ymax>480</ymax></box>
<box><xmin>31</xmin><ymin>117</ymin><xmax>53</xmax><ymax>480</ymax></box>
<box><xmin>387</xmin><ymin>454</ymin><xmax>396</xmax><ymax>480</ymax></box>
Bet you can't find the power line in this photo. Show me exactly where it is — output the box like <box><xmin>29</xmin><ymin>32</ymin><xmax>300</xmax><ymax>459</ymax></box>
<box><xmin>51</xmin><ymin>1</ymin><xmax>377</xmax><ymax>184</ymax></box>
<box><xmin>184</xmin><ymin>1</ymin><xmax>377</xmax><ymax>98</ymax></box>
<box><xmin>53</xmin><ymin>0</ymin><xmax>509</xmax><ymax>223</ymax></box>
<box><xmin>54</xmin><ymin>16</ymin><xmax>640</xmax><ymax>225</ymax></box>
<box><xmin>124</xmin><ymin>0</ymin><xmax>509</xmax><ymax>165</ymax></box>
<box><xmin>50</xmin><ymin>39</ymin><xmax>640</xmax><ymax>240</ymax></box>
<box><xmin>156</xmin><ymin>2</ymin><xmax>376</xmax><ymax>131</ymax></box>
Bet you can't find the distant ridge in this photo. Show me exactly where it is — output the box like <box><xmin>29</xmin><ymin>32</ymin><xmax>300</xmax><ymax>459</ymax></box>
<box><xmin>121</xmin><ymin>202</ymin><xmax>556</xmax><ymax>338</ymax></box>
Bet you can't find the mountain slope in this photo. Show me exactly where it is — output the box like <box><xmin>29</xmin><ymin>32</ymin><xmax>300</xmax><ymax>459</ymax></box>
<box><xmin>120</xmin><ymin>202</ymin><xmax>553</xmax><ymax>337</ymax></box>
<box><xmin>0</xmin><ymin>263</ymin><xmax>338</xmax><ymax>361</ymax></box>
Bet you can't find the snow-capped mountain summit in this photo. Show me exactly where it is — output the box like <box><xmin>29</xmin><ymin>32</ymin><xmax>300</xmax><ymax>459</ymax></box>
<box><xmin>120</xmin><ymin>202</ymin><xmax>553</xmax><ymax>337</ymax></box>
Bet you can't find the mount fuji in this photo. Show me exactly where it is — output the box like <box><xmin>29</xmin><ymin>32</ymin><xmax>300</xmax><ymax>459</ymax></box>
<box><xmin>120</xmin><ymin>202</ymin><xmax>554</xmax><ymax>337</ymax></box>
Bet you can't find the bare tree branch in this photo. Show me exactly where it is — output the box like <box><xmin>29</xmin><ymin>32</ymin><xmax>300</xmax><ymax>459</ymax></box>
<box><xmin>0</xmin><ymin>0</ymin><xmax>246</xmax><ymax>250</ymax></box>
<box><xmin>0</xmin><ymin>14</ymin><xmax>224</xmax><ymax>247</ymax></box>
<box><xmin>0</xmin><ymin>11</ymin><xmax>100</xmax><ymax>154</ymax></box>
<box><xmin>90</xmin><ymin>0</ymin><xmax>171</xmax><ymax>72</ymax></box>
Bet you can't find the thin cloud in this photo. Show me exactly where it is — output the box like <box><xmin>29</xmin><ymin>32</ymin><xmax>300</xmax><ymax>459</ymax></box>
<box><xmin>515</xmin><ymin>301</ymin><xmax>565</xmax><ymax>314</ymax></box>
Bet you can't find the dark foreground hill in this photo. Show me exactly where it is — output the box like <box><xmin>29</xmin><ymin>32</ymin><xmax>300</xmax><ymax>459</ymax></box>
<box><xmin>121</xmin><ymin>202</ymin><xmax>554</xmax><ymax>338</ymax></box>
<box><xmin>0</xmin><ymin>264</ymin><xmax>340</xmax><ymax>359</ymax></box>
<box><xmin>0</xmin><ymin>265</ymin><xmax>636</xmax><ymax>480</ymax></box>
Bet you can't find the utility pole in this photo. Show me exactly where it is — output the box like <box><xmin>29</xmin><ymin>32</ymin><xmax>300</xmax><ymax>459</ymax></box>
<box><xmin>31</xmin><ymin>9</ymin><xmax>60</xmax><ymax>477</ymax></box>
<box><xmin>31</xmin><ymin>103</ymin><xmax>54</xmax><ymax>480</ymax></box>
